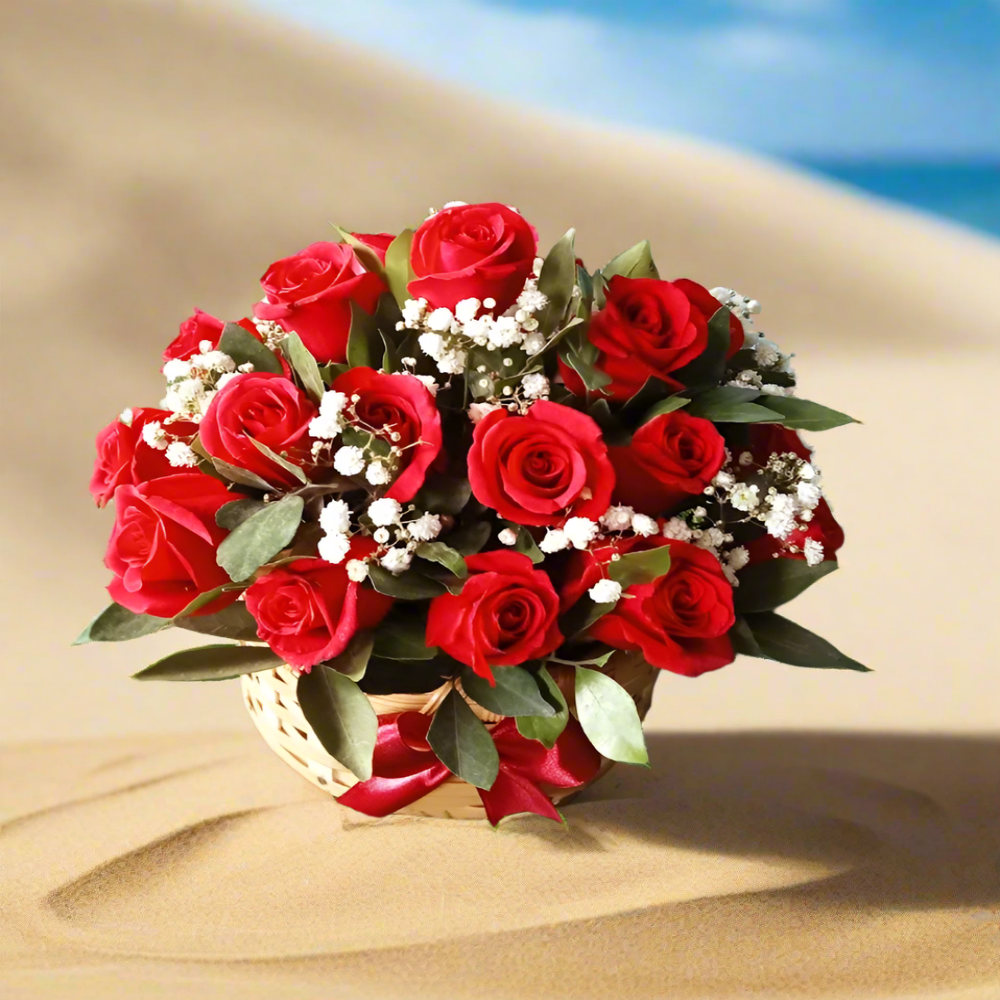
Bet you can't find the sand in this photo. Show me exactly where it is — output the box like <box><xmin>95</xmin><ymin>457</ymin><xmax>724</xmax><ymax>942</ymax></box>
<box><xmin>1</xmin><ymin>0</ymin><xmax>998</xmax><ymax>996</ymax></box>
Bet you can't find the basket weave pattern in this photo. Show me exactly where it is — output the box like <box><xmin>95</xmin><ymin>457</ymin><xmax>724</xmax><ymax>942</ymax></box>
<box><xmin>242</xmin><ymin>652</ymin><xmax>659</xmax><ymax>819</ymax></box>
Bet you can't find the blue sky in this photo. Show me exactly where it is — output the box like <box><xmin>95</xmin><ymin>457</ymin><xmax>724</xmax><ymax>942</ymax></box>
<box><xmin>251</xmin><ymin>0</ymin><xmax>1000</xmax><ymax>157</ymax></box>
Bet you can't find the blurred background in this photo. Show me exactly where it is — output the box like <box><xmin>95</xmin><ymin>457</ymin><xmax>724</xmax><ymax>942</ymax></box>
<box><xmin>1</xmin><ymin>0</ymin><xmax>998</xmax><ymax>742</ymax></box>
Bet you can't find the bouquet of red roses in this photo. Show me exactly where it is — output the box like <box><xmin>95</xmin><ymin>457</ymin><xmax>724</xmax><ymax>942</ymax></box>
<box><xmin>78</xmin><ymin>201</ymin><xmax>866</xmax><ymax>825</ymax></box>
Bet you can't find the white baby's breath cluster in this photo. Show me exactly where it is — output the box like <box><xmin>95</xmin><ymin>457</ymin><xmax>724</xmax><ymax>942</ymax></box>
<box><xmin>159</xmin><ymin>340</ymin><xmax>241</xmax><ymax>427</ymax></box>
<box><xmin>712</xmin><ymin>287</ymin><xmax>797</xmax><ymax>395</ymax></box>
<box><xmin>660</xmin><ymin>507</ymin><xmax>745</xmax><ymax>584</ymax></box>
<box><xmin>317</xmin><ymin>494</ymin><xmax>446</xmax><ymax>578</ymax></box>
<box><xmin>401</xmin><ymin>259</ymin><xmax>549</xmax><ymax>376</ymax></box>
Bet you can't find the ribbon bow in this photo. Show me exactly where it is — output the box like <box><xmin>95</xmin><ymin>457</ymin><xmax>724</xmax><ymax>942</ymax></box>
<box><xmin>337</xmin><ymin>711</ymin><xmax>602</xmax><ymax>825</ymax></box>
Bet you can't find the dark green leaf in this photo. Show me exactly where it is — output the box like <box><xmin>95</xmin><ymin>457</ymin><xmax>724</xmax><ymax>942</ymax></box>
<box><xmin>426</xmin><ymin>688</ymin><xmax>499</xmax><ymax>789</ymax></box>
<box><xmin>608</xmin><ymin>545</ymin><xmax>672</xmax><ymax>589</ymax></box>
<box><xmin>759</xmin><ymin>396</ymin><xmax>859</xmax><ymax>431</ymax></box>
<box><xmin>133</xmin><ymin>643</ymin><xmax>281</xmax><ymax>681</ymax></box>
<box><xmin>174</xmin><ymin>601</ymin><xmax>260</xmax><ymax>641</ymax></box>
<box><xmin>516</xmin><ymin>667</ymin><xmax>569</xmax><ymax>748</ymax></box>
<box><xmin>461</xmin><ymin>666</ymin><xmax>556</xmax><ymax>717</ymax></box>
<box><xmin>729</xmin><ymin>615</ymin><xmax>762</xmax><ymax>657</ymax></box>
<box><xmin>742</xmin><ymin>612</ymin><xmax>870</xmax><ymax>671</ymax></box>
<box><xmin>536</xmin><ymin>229</ymin><xmax>577</xmax><ymax>334</ymax></box>
<box><xmin>414</xmin><ymin>541</ymin><xmax>468</xmax><ymax>578</ymax></box>
<box><xmin>297</xmin><ymin>664</ymin><xmax>378</xmax><ymax>780</ymax></box>
<box><xmin>384</xmin><ymin>228</ymin><xmax>415</xmax><ymax>308</ymax></box>
<box><xmin>687</xmin><ymin>386</ymin><xmax>782</xmax><ymax>423</ymax></box>
<box><xmin>331</xmin><ymin>225</ymin><xmax>389</xmax><ymax>282</ymax></box>
<box><xmin>559</xmin><ymin>340</ymin><xmax>612</xmax><ymax>392</ymax></box>
<box><xmin>734</xmin><ymin>559</ymin><xmax>838</xmax><ymax>613</ymax></box>
<box><xmin>74</xmin><ymin>603</ymin><xmax>167</xmax><ymax>645</ymax></box>
<box><xmin>671</xmin><ymin>306</ymin><xmax>732</xmax><ymax>387</ymax></box>
<box><xmin>209</xmin><ymin>457</ymin><xmax>275</xmax><ymax>492</ymax></box>
<box><xmin>323</xmin><ymin>631</ymin><xmax>374</xmax><ymax>681</ymax></box>
<box><xmin>172</xmin><ymin>585</ymin><xmax>236</xmax><ymax>619</ymax></box>
<box><xmin>559</xmin><ymin>596</ymin><xmax>616</xmax><ymax>638</ymax></box>
<box><xmin>448</xmin><ymin>520</ymin><xmax>491</xmax><ymax>556</ymax></box>
<box><xmin>601</xmin><ymin>240</ymin><xmax>659</xmax><ymax>281</ymax></box>
<box><xmin>346</xmin><ymin>300</ymin><xmax>382</xmax><ymax>370</ymax></box>
<box><xmin>367</xmin><ymin>563</ymin><xmax>447</xmax><ymax>600</ymax></box>
<box><xmin>280</xmin><ymin>331</ymin><xmax>326</xmax><ymax>404</ymax></box>
<box><xmin>574</xmin><ymin>666</ymin><xmax>648</xmax><ymax>764</ymax></box>
<box><xmin>216</xmin><ymin>495</ymin><xmax>305</xmax><ymax>582</ymax></box>
<box><xmin>501</xmin><ymin>522</ymin><xmax>544</xmax><ymax>564</ymax></box>
<box><xmin>414</xmin><ymin>473</ymin><xmax>472</xmax><ymax>515</ymax></box>
<box><xmin>217</xmin><ymin>322</ymin><xmax>283</xmax><ymax>374</ymax></box>
<box><xmin>359</xmin><ymin>655</ymin><xmax>451</xmax><ymax>695</ymax></box>
<box><xmin>247</xmin><ymin>437</ymin><xmax>308</xmax><ymax>484</ymax></box>
<box><xmin>640</xmin><ymin>395</ymin><xmax>691</xmax><ymax>423</ymax></box>
<box><xmin>371</xmin><ymin>608</ymin><xmax>438</xmax><ymax>660</ymax></box>
<box><xmin>620</xmin><ymin>375</ymin><xmax>675</xmax><ymax>419</ymax></box>
<box><xmin>380</xmin><ymin>328</ymin><xmax>401</xmax><ymax>373</ymax></box>
<box><xmin>216</xmin><ymin>498</ymin><xmax>267</xmax><ymax>530</ymax></box>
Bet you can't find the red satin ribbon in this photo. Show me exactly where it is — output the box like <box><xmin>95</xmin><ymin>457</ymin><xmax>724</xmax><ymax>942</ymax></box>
<box><xmin>337</xmin><ymin>711</ymin><xmax>602</xmax><ymax>825</ymax></box>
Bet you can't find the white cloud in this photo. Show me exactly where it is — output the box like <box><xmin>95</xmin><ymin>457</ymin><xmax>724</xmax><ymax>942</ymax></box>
<box><xmin>248</xmin><ymin>0</ymin><xmax>1000</xmax><ymax>156</ymax></box>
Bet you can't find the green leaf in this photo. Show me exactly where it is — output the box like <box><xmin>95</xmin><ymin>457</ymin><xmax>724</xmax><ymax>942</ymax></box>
<box><xmin>501</xmin><ymin>522</ymin><xmax>544</xmax><ymax>564</ymax></box>
<box><xmin>346</xmin><ymin>300</ymin><xmax>382</xmax><ymax>369</ymax></box>
<box><xmin>559</xmin><ymin>340</ymin><xmax>613</xmax><ymax>392</ymax></box>
<box><xmin>217</xmin><ymin>322</ymin><xmax>283</xmax><ymax>375</ymax></box>
<box><xmin>74</xmin><ymin>603</ymin><xmax>168</xmax><ymax>645</ymax></box>
<box><xmin>216</xmin><ymin>498</ymin><xmax>267</xmax><ymax>530</ymax></box>
<box><xmin>729</xmin><ymin>615</ymin><xmax>762</xmax><ymax>657</ymax></box>
<box><xmin>559</xmin><ymin>596</ymin><xmax>616</xmax><ymax>638</ymax></box>
<box><xmin>535</xmin><ymin>229</ymin><xmax>577</xmax><ymax>335</ymax></box>
<box><xmin>574</xmin><ymin>666</ymin><xmax>648</xmax><ymax>764</ymax></box>
<box><xmin>246</xmin><ymin>437</ymin><xmax>308</xmax><ymax>484</ymax></box>
<box><xmin>601</xmin><ymin>240</ymin><xmax>659</xmax><ymax>281</ymax></box>
<box><xmin>367</xmin><ymin>563</ymin><xmax>447</xmax><ymax>600</ymax></box>
<box><xmin>172</xmin><ymin>585</ymin><xmax>235</xmax><ymax>619</ymax></box>
<box><xmin>384</xmin><ymin>228</ymin><xmax>415</xmax><ymax>309</ymax></box>
<box><xmin>687</xmin><ymin>386</ymin><xmax>782</xmax><ymax>423</ymax></box>
<box><xmin>461</xmin><ymin>666</ymin><xmax>557</xmax><ymax>718</ymax></box>
<box><xmin>742</xmin><ymin>612</ymin><xmax>870</xmax><ymax>671</ymax></box>
<box><xmin>371</xmin><ymin>608</ymin><xmax>438</xmax><ymax>660</ymax></box>
<box><xmin>297</xmin><ymin>664</ymin><xmax>378</xmax><ymax>780</ymax></box>
<box><xmin>331</xmin><ymin>225</ymin><xmax>389</xmax><ymax>282</ymax></box>
<box><xmin>608</xmin><ymin>545</ymin><xmax>672</xmax><ymax>590</ymax></box>
<box><xmin>280</xmin><ymin>331</ymin><xmax>326</xmax><ymax>404</ymax></box>
<box><xmin>758</xmin><ymin>396</ymin><xmax>859</xmax><ymax>431</ymax></box>
<box><xmin>209</xmin><ymin>457</ymin><xmax>275</xmax><ymax>492</ymax></box>
<box><xmin>414</xmin><ymin>541</ymin><xmax>468</xmax><ymax>578</ymax></box>
<box><xmin>133</xmin><ymin>643</ymin><xmax>281</xmax><ymax>681</ymax></box>
<box><xmin>426</xmin><ymin>688</ymin><xmax>499</xmax><ymax>789</ymax></box>
<box><xmin>640</xmin><ymin>395</ymin><xmax>691</xmax><ymax>423</ymax></box>
<box><xmin>516</xmin><ymin>667</ymin><xmax>569</xmax><ymax>748</ymax></box>
<box><xmin>734</xmin><ymin>559</ymin><xmax>838</xmax><ymax>614</ymax></box>
<box><xmin>324</xmin><ymin>630</ymin><xmax>374</xmax><ymax>681</ymax></box>
<box><xmin>447</xmin><ymin>520</ymin><xmax>491</xmax><ymax>556</ymax></box>
<box><xmin>216</xmin><ymin>495</ymin><xmax>305</xmax><ymax>582</ymax></box>
<box><xmin>671</xmin><ymin>306</ymin><xmax>732</xmax><ymax>387</ymax></box>
<box><xmin>379</xmin><ymin>328</ymin><xmax>401</xmax><ymax>374</ymax></box>
<box><xmin>414</xmin><ymin>473</ymin><xmax>472</xmax><ymax>515</ymax></box>
<box><xmin>620</xmin><ymin>375</ymin><xmax>675</xmax><ymax>419</ymax></box>
<box><xmin>174</xmin><ymin>601</ymin><xmax>260</xmax><ymax>641</ymax></box>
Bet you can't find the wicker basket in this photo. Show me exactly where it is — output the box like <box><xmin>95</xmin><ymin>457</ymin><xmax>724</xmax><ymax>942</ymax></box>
<box><xmin>242</xmin><ymin>651</ymin><xmax>659</xmax><ymax>819</ymax></box>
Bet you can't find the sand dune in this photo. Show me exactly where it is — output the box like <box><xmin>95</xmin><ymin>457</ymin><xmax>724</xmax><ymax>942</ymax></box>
<box><xmin>1</xmin><ymin>1</ymin><xmax>999</xmax><ymax>996</ymax></box>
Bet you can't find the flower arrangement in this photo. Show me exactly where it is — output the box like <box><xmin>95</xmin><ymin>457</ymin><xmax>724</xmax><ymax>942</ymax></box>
<box><xmin>77</xmin><ymin>201</ymin><xmax>867</xmax><ymax>825</ymax></box>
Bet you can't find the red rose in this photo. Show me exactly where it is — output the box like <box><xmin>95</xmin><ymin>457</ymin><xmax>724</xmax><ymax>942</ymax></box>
<box><xmin>559</xmin><ymin>276</ymin><xmax>742</xmax><ymax>401</ymax></box>
<box><xmin>199</xmin><ymin>372</ymin><xmax>317</xmax><ymax>488</ymax></box>
<box><xmin>409</xmin><ymin>202</ymin><xmax>538</xmax><ymax>313</ymax></box>
<box><xmin>468</xmin><ymin>400</ymin><xmax>614</xmax><ymax>527</ymax></box>
<box><xmin>350</xmin><ymin>232</ymin><xmax>395</xmax><ymax>264</ymax></box>
<box><xmin>105</xmin><ymin>474</ymin><xmax>242</xmax><ymax>618</ymax></box>
<box><xmin>244</xmin><ymin>541</ymin><xmax>393</xmax><ymax>669</ymax></box>
<box><xmin>672</xmin><ymin>279</ymin><xmax>744</xmax><ymax>357</ymax></box>
<box><xmin>426</xmin><ymin>551</ymin><xmax>563</xmax><ymax>683</ymax></box>
<box><xmin>90</xmin><ymin>408</ymin><xmax>198</xmax><ymax>507</ymax></box>
<box><xmin>162</xmin><ymin>312</ymin><xmax>262</xmax><ymax>367</ymax></box>
<box><xmin>743</xmin><ymin>424</ymin><xmax>844</xmax><ymax>564</ymax></box>
<box><xmin>561</xmin><ymin>536</ymin><xmax>735</xmax><ymax>676</ymax></box>
<box><xmin>332</xmin><ymin>367</ymin><xmax>442</xmax><ymax>502</ymax></box>
<box><xmin>609</xmin><ymin>410</ymin><xmax>726</xmax><ymax>516</ymax></box>
<box><xmin>253</xmin><ymin>242</ymin><xmax>386</xmax><ymax>364</ymax></box>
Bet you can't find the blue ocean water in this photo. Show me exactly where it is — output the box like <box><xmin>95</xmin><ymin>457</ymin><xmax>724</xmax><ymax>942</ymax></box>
<box><xmin>795</xmin><ymin>161</ymin><xmax>1000</xmax><ymax>239</ymax></box>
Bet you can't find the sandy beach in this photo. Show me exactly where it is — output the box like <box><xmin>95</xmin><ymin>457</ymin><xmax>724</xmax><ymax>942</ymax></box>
<box><xmin>1</xmin><ymin>1</ymin><xmax>998</xmax><ymax>996</ymax></box>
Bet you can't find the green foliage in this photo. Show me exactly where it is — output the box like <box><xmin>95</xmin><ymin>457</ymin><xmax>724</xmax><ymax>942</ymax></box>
<box><xmin>461</xmin><ymin>665</ymin><xmax>557</xmax><ymax>717</ymax></box>
<box><xmin>559</xmin><ymin>595</ymin><xmax>617</xmax><ymax>639</ymax></box>
<box><xmin>600</xmin><ymin>240</ymin><xmax>659</xmax><ymax>281</ymax></box>
<box><xmin>687</xmin><ymin>386</ymin><xmax>782</xmax><ymax>423</ymax></box>
<box><xmin>247</xmin><ymin>437</ymin><xmax>308</xmax><ymax>484</ymax></box>
<box><xmin>209</xmin><ymin>457</ymin><xmax>275</xmax><ymax>492</ymax></box>
<box><xmin>133</xmin><ymin>643</ymin><xmax>281</xmax><ymax>681</ymax></box>
<box><xmin>640</xmin><ymin>395</ymin><xmax>691</xmax><ymax>423</ymax></box>
<box><xmin>331</xmin><ymin>225</ymin><xmax>389</xmax><ymax>283</ymax></box>
<box><xmin>760</xmin><ymin>396</ymin><xmax>859</xmax><ymax>431</ymax></box>
<box><xmin>738</xmin><ymin>612</ymin><xmax>870</xmax><ymax>671</ymax></box>
<box><xmin>216</xmin><ymin>495</ymin><xmax>304</xmax><ymax>582</ymax></box>
<box><xmin>346</xmin><ymin>300</ymin><xmax>383</xmax><ymax>370</ymax></box>
<box><xmin>608</xmin><ymin>545</ymin><xmax>672</xmax><ymax>589</ymax></box>
<box><xmin>174</xmin><ymin>602</ymin><xmax>260</xmax><ymax>641</ymax></box>
<box><xmin>371</xmin><ymin>607</ymin><xmax>438</xmax><ymax>660</ymax></box>
<box><xmin>447</xmin><ymin>520</ymin><xmax>491</xmax><ymax>556</ymax></box>
<box><xmin>218</xmin><ymin>322</ymin><xmax>283</xmax><ymax>375</ymax></box>
<box><xmin>501</xmin><ymin>522</ymin><xmax>544</xmax><ymax>564</ymax></box>
<box><xmin>574</xmin><ymin>666</ymin><xmax>648</xmax><ymax>764</ymax></box>
<box><xmin>535</xmin><ymin>229</ymin><xmax>578</xmax><ymax>336</ymax></box>
<box><xmin>74</xmin><ymin>603</ymin><xmax>168</xmax><ymax>645</ymax></box>
<box><xmin>426</xmin><ymin>688</ymin><xmax>500</xmax><ymax>789</ymax></box>
<box><xmin>671</xmin><ymin>306</ymin><xmax>732</xmax><ymax>387</ymax></box>
<box><xmin>297</xmin><ymin>663</ymin><xmax>378</xmax><ymax>780</ymax></box>
<box><xmin>734</xmin><ymin>559</ymin><xmax>838</xmax><ymax>613</ymax></box>
<box><xmin>384</xmin><ymin>229</ymin><xmax>415</xmax><ymax>308</ymax></box>
<box><xmin>366</xmin><ymin>563</ymin><xmax>447</xmax><ymax>600</ymax></box>
<box><xmin>323</xmin><ymin>631</ymin><xmax>375</xmax><ymax>681</ymax></box>
<box><xmin>280</xmin><ymin>331</ymin><xmax>326</xmax><ymax>403</ymax></box>
<box><xmin>414</xmin><ymin>541</ymin><xmax>468</xmax><ymax>578</ymax></box>
<box><xmin>216</xmin><ymin>498</ymin><xmax>267</xmax><ymax>530</ymax></box>
<box><xmin>414</xmin><ymin>473</ymin><xmax>472</xmax><ymax>515</ymax></box>
<box><xmin>516</xmin><ymin>667</ymin><xmax>570</xmax><ymax>748</ymax></box>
